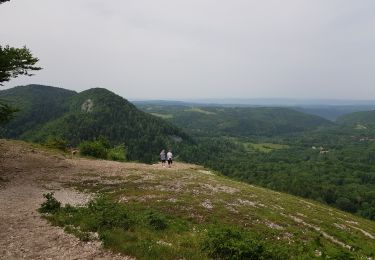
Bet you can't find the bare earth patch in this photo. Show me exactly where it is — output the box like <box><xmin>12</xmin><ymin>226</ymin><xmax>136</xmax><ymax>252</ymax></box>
<box><xmin>0</xmin><ymin>140</ymin><xmax>132</xmax><ymax>260</ymax></box>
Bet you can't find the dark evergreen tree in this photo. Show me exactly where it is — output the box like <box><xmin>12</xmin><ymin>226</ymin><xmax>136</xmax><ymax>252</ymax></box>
<box><xmin>0</xmin><ymin>45</ymin><xmax>41</xmax><ymax>86</ymax></box>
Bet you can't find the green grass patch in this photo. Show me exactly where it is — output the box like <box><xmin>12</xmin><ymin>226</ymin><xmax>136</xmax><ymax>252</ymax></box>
<box><xmin>202</xmin><ymin>225</ymin><xmax>289</xmax><ymax>259</ymax></box>
<box><xmin>185</xmin><ymin>107</ymin><xmax>216</xmax><ymax>115</ymax></box>
<box><xmin>150</xmin><ymin>113</ymin><xmax>174</xmax><ymax>119</ymax></box>
<box><xmin>40</xmin><ymin>194</ymin><xmax>208</xmax><ymax>259</ymax></box>
<box><xmin>40</xmin><ymin>194</ymin><xmax>291</xmax><ymax>259</ymax></box>
<box><xmin>37</xmin><ymin>159</ymin><xmax>374</xmax><ymax>259</ymax></box>
<box><xmin>244</xmin><ymin>142</ymin><xmax>289</xmax><ymax>153</ymax></box>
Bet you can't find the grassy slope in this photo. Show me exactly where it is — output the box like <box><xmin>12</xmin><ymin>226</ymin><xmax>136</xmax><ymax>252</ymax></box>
<box><xmin>31</xmin><ymin>143</ymin><xmax>375</xmax><ymax>259</ymax></box>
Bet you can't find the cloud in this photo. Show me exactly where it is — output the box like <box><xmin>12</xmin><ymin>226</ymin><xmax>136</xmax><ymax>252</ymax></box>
<box><xmin>1</xmin><ymin>0</ymin><xmax>374</xmax><ymax>99</ymax></box>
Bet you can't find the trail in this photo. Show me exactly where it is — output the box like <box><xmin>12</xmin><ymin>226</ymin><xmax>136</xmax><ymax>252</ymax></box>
<box><xmin>0</xmin><ymin>139</ymin><xmax>196</xmax><ymax>259</ymax></box>
<box><xmin>0</xmin><ymin>140</ymin><xmax>131</xmax><ymax>260</ymax></box>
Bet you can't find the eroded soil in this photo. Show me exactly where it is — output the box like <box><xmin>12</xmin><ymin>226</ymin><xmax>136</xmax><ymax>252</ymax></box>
<box><xmin>0</xmin><ymin>140</ymin><xmax>188</xmax><ymax>259</ymax></box>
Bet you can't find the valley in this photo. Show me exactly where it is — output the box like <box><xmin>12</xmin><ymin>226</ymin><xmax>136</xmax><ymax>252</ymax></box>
<box><xmin>1</xmin><ymin>85</ymin><xmax>375</xmax><ymax>259</ymax></box>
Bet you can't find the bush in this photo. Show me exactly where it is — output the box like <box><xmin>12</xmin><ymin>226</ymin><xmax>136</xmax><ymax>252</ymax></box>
<box><xmin>44</xmin><ymin>137</ymin><xmax>69</xmax><ymax>151</ymax></box>
<box><xmin>148</xmin><ymin>212</ymin><xmax>168</xmax><ymax>230</ymax></box>
<box><xmin>107</xmin><ymin>144</ymin><xmax>127</xmax><ymax>162</ymax></box>
<box><xmin>202</xmin><ymin>226</ymin><xmax>286</xmax><ymax>260</ymax></box>
<box><xmin>79</xmin><ymin>138</ymin><xmax>128</xmax><ymax>162</ymax></box>
<box><xmin>39</xmin><ymin>192</ymin><xmax>61</xmax><ymax>213</ymax></box>
<box><xmin>79</xmin><ymin>140</ymin><xmax>108</xmax><ymax>159</ymax></box>
<box><xmin>87</xmin><ymin>197</ymin><xmax>133</xmax><ymax>230</ymax></box>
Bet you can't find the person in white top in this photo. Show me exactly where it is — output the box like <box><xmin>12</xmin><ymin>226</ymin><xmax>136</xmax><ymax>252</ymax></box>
<box><xmin>167</xmin><ymin>150</ymin><xmax>173</xmax><ymax>168</ymax></box>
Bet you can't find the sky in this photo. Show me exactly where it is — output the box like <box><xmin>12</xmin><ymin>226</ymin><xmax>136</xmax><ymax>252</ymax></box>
<box><xmin>1</xmin><ymin>0</ymin><xmax>375</xmax><ymax>100</ymax></box>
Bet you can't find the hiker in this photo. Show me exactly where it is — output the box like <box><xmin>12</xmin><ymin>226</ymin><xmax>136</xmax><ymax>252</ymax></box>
<box><xmin>160</xmin><ymin>149</ymin><xmax>166</xmax><ymax>167</ymax></box>
<box><xmin>167</xmin><ymin>150</ymin><xmax>173</xmax><ymax>168</ymax></box>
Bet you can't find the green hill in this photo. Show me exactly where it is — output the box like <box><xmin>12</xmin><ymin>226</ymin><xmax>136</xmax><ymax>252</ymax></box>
<box><xmin>0</xmin><ymin>84</ymin><xmax>76</xmax><ymax>137</ymax></box>
<box><xmin>0</xmin><ymin>85</ymin><xmax>190</xmax><ymax>163</ymax></box>
<box><xmin>337</xmin><ymin>110</ymin><xmax>375</xmax><ymax>130</ymax></box>
<box><xmin>137</xmin><ymin>105</ymin><xmax>334</xmax><ymax>137</ymax></box>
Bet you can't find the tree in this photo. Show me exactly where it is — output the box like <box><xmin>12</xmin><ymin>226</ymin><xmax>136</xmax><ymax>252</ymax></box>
<box><xmin>0</xmin><ymin>45</ymin><xmax>41</xmax><ymax>86</ymax></box>
<box><xmin>0</xmin><ymin>102</ymin><xmax>19</xmax><ymax>124</ymax></box>
<box><xmin>0</xmin><ymin>45</ymin><xmax>41</xmax><ymax>124</ymax></box>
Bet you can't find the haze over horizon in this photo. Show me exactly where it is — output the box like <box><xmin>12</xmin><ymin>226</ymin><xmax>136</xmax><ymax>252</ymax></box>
<box><xmin>1</xmin><ymin>0</ymin><xmax>374</xmax><ymax>100</ymax></box>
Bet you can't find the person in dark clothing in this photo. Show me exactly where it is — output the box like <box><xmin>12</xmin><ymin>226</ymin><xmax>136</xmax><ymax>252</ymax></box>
<box><xmin>160</xmin><ymin>149</ymin><xmax>166</xmax><ymax>167</ymax></box>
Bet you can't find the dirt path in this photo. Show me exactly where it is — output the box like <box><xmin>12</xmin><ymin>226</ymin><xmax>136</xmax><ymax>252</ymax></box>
<box><xmin>0</xmin><ymin>140</ymin><xmax>133</xmax><ymax>260</ymax></box>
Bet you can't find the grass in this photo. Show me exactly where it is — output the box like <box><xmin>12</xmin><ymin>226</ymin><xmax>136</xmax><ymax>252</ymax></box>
<box><xmin>39</xmin><ymin>163</ymin><xmax>375</xmax><ymax>260</ymax></box>
<box><xmin>244</xmin><ymin>142</ymin><xmax>290</xmax><ymax>153</ymax></box>
<box><xmin>21</xmin><ymin>137</ymin><xmax>373</xmax><ymax>260</ymax></box>
<box><xmin>355</xmin><ymin>123</ymin><xmax>367</xmax><ymax>130</ymax></box>
<box><xmin>150</xmin><ymin>113</ymin><xmax>174</xmax><ymax>119</ymax></box>
<box><xmin>184</xmin><ymin>107</ymin><xmax>216</xmax><ymax>115</ymax></box>
<box><xmin>3</xmin><ymin>139</ymin><xmax>372</xmax><ymax>259</ymax></box>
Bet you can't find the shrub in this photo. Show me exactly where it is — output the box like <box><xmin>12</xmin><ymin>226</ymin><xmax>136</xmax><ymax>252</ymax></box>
<box><xmin>202</xmin><ymin>226</ymin><xmax>286</xmax><ymax>260</ymax></box>
<box><xmin>39</xmin><ymin>192</ymin><xmax>61</xmax><ymax>213</ymax></box>
<box><xmin>87</xmin><ymin>196</ymin><xmax>133</xmax><ymax>231</ymax></box>
<box><xmin>107</xmin><ymin>144</ymin><xmax>127</xmax><ymax>162</ymax></box>
<box><xmin>79</xmin><ymin>140</ymin><xmax>108</xmax><ymax>159</ymax></box>
<box><xmin>44</xmin><ymin>137</ymin><xmax>68</xmax><ymax>151</ymax></box>
<box><xmin>148</xmin><ymin>212</ymin><xmax>168</xmax><ymax>230</ymax></box>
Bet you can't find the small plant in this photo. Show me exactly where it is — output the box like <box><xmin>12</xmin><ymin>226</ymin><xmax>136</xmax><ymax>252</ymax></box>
<box><xmin>39</xmin><ymin>192</ymin><xmax>61</xmax><ymax>213</ymax></box>
<box><xmin>148</xmin><ymin>212</ymin><xmax>168</xmax><ymax>231</ymax></box>
<box><xmin>87</xmin><ymin>197</ymin><xmax>133</xmax><ymax>230</ymax></box>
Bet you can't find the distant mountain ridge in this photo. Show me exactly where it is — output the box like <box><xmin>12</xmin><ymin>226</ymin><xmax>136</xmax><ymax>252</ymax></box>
<box><xmin>0</xmin><ymin>85</ymin><xmax>190</xmax><ymax>162</ymax></box>
<box><xmin>134</xmin><ymin>100</ymin><xmax>375</xmax><ymax>121</ymax></box>
<box><xmin>137</xmin><ymin>104</ymin><xmax>334</xmax><ymax>137</ymax></box>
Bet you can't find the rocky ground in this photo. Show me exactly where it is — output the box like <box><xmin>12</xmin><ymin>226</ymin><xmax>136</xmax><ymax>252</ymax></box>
<box><xmin>0</xmin><ymin>140</ymin><xmax>139</xmax><ymax>259</ymax></box>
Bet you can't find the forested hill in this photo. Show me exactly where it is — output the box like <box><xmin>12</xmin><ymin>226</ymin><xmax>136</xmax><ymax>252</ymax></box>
<box><xmin>0</xmin><ymin>85</ymin><xmax>190</xmax><ymax>163</ymax></box>
<box><xmin>336</xmin><ymin>110</ymin><xmax>375</xmax><ymax>129</ymax></box>
<box><xmin>0</xmin><ymin>84</ymin><xmax>76</xmax><ymax>137</ymax></box>
<box><xmin>137</xmin><ymin>105</ymin><xmax>334</xmax><ymax>137</ymax></box>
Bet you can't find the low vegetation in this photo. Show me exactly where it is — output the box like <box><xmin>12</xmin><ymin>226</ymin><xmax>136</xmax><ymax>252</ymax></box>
<box><xmin>44</xmin><ymin>137</ymin><xmax>69</xmax><ymax>152</ymax></box>
<box><xmin>37</xmin><ymin>158</ymin><xmax>374</xmax><ymax>260</ymax></box>
<box><xmin>39</xmin><ymin>192</ymin><xmax>61</xmax><ymax>214</ymax></box>
<box><xmin>243</xmin><ymin>142</ymin><xmax>289</xmax><ymax>153</ymax></box>
<box><xmin>79</xmin><ymin>138</ymin><xmax>127</xmax><ymax>162</ymax></box>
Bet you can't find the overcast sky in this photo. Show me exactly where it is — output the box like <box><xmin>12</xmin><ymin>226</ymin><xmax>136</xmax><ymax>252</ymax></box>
<box><xmin>1</xmin><ymin>0</ymin><xmax>375</xmax><ymax>100</ymax></box>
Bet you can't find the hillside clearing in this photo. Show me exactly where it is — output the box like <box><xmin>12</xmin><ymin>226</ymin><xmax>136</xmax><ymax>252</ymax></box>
<box><xmin>0</xmin><ymin>139</ymin><xmax>374</xmax><ymax>259</ymax></box>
